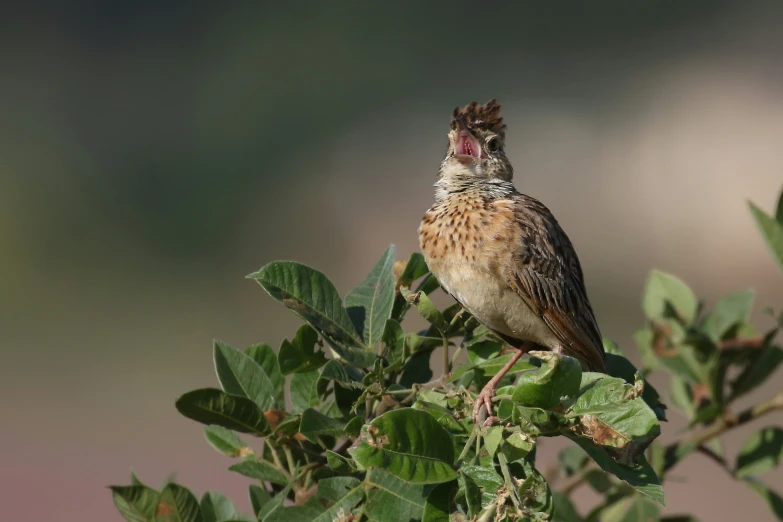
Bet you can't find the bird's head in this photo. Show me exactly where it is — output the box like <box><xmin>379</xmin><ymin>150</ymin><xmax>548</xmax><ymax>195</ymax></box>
<box><xmin>440</xmin><ymin>99</ymin><xmax>513</xmax><ymax>182</ymax></box>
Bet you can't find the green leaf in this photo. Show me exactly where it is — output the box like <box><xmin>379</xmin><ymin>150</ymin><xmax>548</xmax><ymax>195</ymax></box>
<box><xmin>214</xmin><ymin>341</ymin><xmax>276</xmax><ymax>411</ymax></box>
<box><xmin>743</xmin><ymin>478</ymin><xmax>783</xmax><ymax>520</ymax></box>
<box><xmin>365</xmin><ymin>468</ymin><xmax>428</xmax><ymax>522</ymax></box>
<box><xmin>248</xmin><ymin>485</ymin><xmax>271</xmax><ymax>518</ymax></box>
<box><xmin>290</xmin><ymin>371</ymin><xmax>326</xmax><ymax>414</ymax></box>
<box><xmin>382</xmin><ymin>318</ymin><xmax>405</xmax><ymax>367</ymax></box>
<box><xmin>349</xmin><ymin>409</ymin><xmax>458</xmax><ymax>484</ymax></box>
<box><xmin>110</xmin><ymin>485</ymin><xmax>159</xmax><ymax>522</ymax></box>
<box><xmin>422</xmin><ymin>481</ymin><xmax>456</xmax><ymax>522</ymax></box>
<box><xmin>319</xmin><ymin>359</ymin><xmax>363</xmax><ymax>388</ymax></box>
<box><xmin>512</xmin><ymin>351</ymin><xmax>582</xmax><ymax>409</ymax></box>
<box><xmin>600</xmin><ymin>495</ymin><xmax>660</xmax><ymax>522</ymax></box>
<box><xmin>483</xmin><ymin>427</ymin><xmax>504</xmax><ymax>459</ymax></box>
<box><xmin>400</xmin><ymin>350</ymin><xmax>434</xmax><ymax>388</ymax></box>
<box><xmin>466</xmin><ymin>340</ymin><xmax>503</xmax><ymax>364</ymax></box>
<box><xmin>397</xmin><ymin>252</ymin><xmax>429</xmax><ymax>287</ymax></box>
<box><xmin>776</xmin><ymin>189</ymin><xmax>783</xmax><ymax>224</ymax></box>
<box><xmin>392</xmin><ymin>253</ymin><xmax>431</xmax><ymax>322</ymax></box>
<box><xmin>200</xmin><ymin>492</ymin><xmax>237</xmax><ymax>522</ymax></box>
<box><xmin>406</xmin><ymin>334</ymin><xmax>444</xmax><ymax>354</ymax></box>
<box><xmin>229</xmin><ymin>460</ymin><xmax>288</xmax><ymax>486</ymax></box>
<box><xmin>474</xmin><ymin>351</ymin><xmax>535</xmax><ymax>377</ymax></box>
<box><xmin>299</xmin><ymin>408</ymin><xmax>345</xmax><ymax>443</ymax></box>
<box><xmin>642</xmin><ymin>269</ymin><xmax>698</xmax><ymax>324</ymax></box>
<box><xmin>567</xmin><ymin>374</ymin><xmax>661</xmax><ymax>466</ymax></box>
<box><xmin>175</xmin><ymin>389</ymin><xmax>270</xmax><ymax>436</ymax></box>
<box><xmin>326</xmin><ymin>450</ymin><xmax>356</xmax><ymax>473</ymax></box>
<box><xmin>552</xmin><ymin>492</ymin><xmax>581</xmax><ymax>522</ymax></box>
<box><xmin>669</xmin><ymin>375</ymin><xmax>696</xmax><ymax>419</ymax></box>
<box><xmin>413</xmin><ymin>400</ymin><xmax>468</xmax><ymax>435</ymax></box>
<box><xmin>249</xmin><ymin>261</ymin><xmax>376</xmax><ymax>367</ymax></box>
<box><xmin>604</xmin><ymin>340</ymin><xmax>667</xmax><ymax>421</ymax></box>
<box><xmin>344</xmin><ymin>244</ymin><xmax>397</xmax><ymax>348</ymax></box>
<box><xmin>564</xmin><ymin>435</ymin><xmax>664</xmax><ymax>505</ymax></box>
<box><xmin>583</xmin><ymin>469</ymin><xmax>613</xmax><ymax>493</ymax></box>
<box><xmin>270</xmin><ymin>477</ymin><xmax>364</xmax><ymax>522</ymax></box>
<box><xmin>458</xmin><ymin>471</ymin><xmax>481</xmax><ymax>518</ymax></box>
<box><xmin>244</xmin><ymin>343</ymin><xmax>285</xmax><ymax>406</ymax></box>
<box><xmin>500</xmin><ymin>431</ymin><xmax>535</xmax><ymax>461</ymax></box>
<box><xmin>258</xmin><ymin>483</ymin><xmax>293</xmax><ymax>521</ymax></box>
<box><xmin>460</xmin><ymin>466</ymin><xmax>503</xmax><ymax>509</ymax></box>
<box><xmin>750</xmin><ymin>202</ymin><xmax>783</xmax><ymax>272</ymax></box>
<box><xmin>344</xmin><ymin>416</ymin><xmax>363</xmax><ymax>438</ymax></box>
<box><xmin>400</xmin><ymin>286</ymin><xmax>447</xmax><ymax>331</ymax></box>
<box><xmin>702</xmin><ymin>290</ymin><xmax>755</xmax><ymax>342</ymax></box>
<box><xmin>730</xmin><ymin>344</ymin><xmax>783</xmax><ymax>400</ymax></box>
<box><xmin>515</xmin><ymin>463</ymin><xmax>553</xmax><ymax>516</ymax></box>
<box><xmin>278</xmin><ymin>325</ymin><xmax>327</xmax><ymax>375</ymax></box>
<box><xmin>657</xmin><ymin>342</ymin><xmax>709</xmax><ymax>386</ymax></box>
<box><xmin>156</xmin><ymin>483</ymin><xmax>202</xmax><ymax>522</ymax></box>
<box><xmin>204</xmin><ymin>426</ymin><xmax>251</xmax><ymax>458</ymax></box>
<box><xmin>736</xmin><ymin>427</ymin><xmax>783</xmax><ymax>478</ymax></box>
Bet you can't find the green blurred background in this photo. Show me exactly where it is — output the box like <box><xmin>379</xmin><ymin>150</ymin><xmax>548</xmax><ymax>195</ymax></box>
<box><xmin>2</xmin><ymin>2</ymin><xmax>783</xmax><ymax>520</ymax></box>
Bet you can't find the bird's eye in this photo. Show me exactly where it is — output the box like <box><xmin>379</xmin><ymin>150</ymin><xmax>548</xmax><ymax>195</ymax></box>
<box><xmin>486</xmin><ymin>138</ymin><xmax>500</xmax><ymax>153</ymax></box>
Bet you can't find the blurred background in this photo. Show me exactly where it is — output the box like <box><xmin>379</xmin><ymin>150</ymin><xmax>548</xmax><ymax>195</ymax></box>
<box><xmin>2</xmin><ymin>2</ymin><xmax>783</xmax><ymax>520</ymax></box>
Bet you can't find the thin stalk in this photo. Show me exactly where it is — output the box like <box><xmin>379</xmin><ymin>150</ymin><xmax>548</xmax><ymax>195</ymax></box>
<box><xmin>282</xmin><ymin>445</ymin><xmax>297</xmax><ymax>478</ymax></box>
<box><xmin>498</xmin><ymin>453</ymin><xmax>523</xmax><ymax>512</ymax></box>
<box><xmin>456</xmin><ymin>430</ymin><xmax>478</xmax><ymax>466</ymax></box>
<box><xmin>442</xmin><ymin>334</ymin><xmax>450</xmax><ymax>375</ymax></box>
<box><xmin>264</xmin><ymin>439</ymin><xmax>291</xmax><ymax>479</ymax></box>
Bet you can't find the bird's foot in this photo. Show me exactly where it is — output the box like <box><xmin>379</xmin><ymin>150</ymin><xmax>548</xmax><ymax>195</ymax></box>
<box><xmin>473</xmin><ymin>384</ymin><xmax>501</xmax><ymax>426</ymax></box>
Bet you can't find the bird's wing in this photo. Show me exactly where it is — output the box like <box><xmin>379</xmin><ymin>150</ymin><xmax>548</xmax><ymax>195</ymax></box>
<box><xmin>502</xmin><ymin>195</ymin><xmax>607</xmax><ymax>372</ymax></box>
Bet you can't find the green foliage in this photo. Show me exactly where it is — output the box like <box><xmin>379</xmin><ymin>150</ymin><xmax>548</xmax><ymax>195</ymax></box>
<box><xmin>110</xmin><ymin>189</ymin><xmax>783</xmax><ymax>522</ymax></box>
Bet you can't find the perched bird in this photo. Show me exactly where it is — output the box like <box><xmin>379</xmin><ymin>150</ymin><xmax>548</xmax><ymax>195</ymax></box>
<box><xmin>418</xmin><ymin>100</ymin><xmax>607</xmax><ymax>425</ymax></box>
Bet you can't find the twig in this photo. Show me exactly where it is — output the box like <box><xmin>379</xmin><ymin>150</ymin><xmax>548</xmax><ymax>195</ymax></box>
<box><xmin>718</xmin><ymin>336</ymin><xmax>765</xmax><ymax>351</ymax></box>
<box><xmin>697</xmin><ymin>445</ymin><xmax>730</xmax><ymax>471</ymax></box>
<box><xmin>665</xmin><ymin>391</ymin><xmax>783</xmax><ymax>471</ymax></box>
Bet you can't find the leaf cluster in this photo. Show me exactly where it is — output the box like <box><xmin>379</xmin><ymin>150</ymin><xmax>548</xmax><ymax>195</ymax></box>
<box><xmin>109</xmin><ymin>191</ymin><xmax>783</xmax><ymax>522</ymax></box>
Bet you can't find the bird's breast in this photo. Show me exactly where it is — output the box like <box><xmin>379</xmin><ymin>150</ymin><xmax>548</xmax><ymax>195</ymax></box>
<box><xmin>418</xmin><ymin>198</ymin><xmax>559</xmax><ymax>346</ymax></box>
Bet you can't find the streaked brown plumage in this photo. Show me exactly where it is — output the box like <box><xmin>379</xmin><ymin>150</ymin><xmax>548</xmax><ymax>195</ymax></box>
<box><xmin>418</xmin><ymin>99</ymin><xmax>607</xmax><ymax>424</ymax></box>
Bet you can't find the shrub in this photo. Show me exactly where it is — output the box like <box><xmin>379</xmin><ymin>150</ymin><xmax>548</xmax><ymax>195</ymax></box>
<box><xmin>110</xmin><ymin>190</ymin><xmax>783</xmax><ymax>522</ymax></box>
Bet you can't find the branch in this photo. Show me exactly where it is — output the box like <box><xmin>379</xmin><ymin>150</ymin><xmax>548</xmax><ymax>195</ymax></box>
<box><xmin>718</xmin><ymin>336</ymin><xmax>765</xmax><ymax>352</ymax></box>
<box><xmin>664</xmin><ymin>391</ymin><xmax>783</xmax><ymax>471</ymax></box>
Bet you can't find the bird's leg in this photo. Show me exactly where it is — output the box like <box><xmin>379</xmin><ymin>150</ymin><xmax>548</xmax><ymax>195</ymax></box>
<box><xmin>473</xmin><ymin>343</ymin><xmax>531</xmax><ymax>426</ymax></box>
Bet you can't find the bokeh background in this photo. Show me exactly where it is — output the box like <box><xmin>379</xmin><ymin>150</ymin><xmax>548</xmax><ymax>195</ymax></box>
<box><xmin>2</xmin><ymin>2</ymin><xmax>783</xmax><ymax>520</ymax></box>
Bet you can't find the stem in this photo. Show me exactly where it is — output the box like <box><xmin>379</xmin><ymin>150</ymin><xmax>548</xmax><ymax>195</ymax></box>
<box><xmin>282</xmin><ymin>445</ymin><xmax>297</xmax><ymax>477</ymax></box>
<box><xmin>718</xmin><ymin>336</ymin><xmax>765</xmax><ymax>351</ymax></box>
<box><xmin>498</xmin><ymin>453</ymin><xmax>523</xmax><ymax>512</ymax></box>
<box><xmin>303</xmin><ymin>469</ymin><xmax>314</xmax><ymax>491</ymax></box>
<box><xmin>456</xmin><ymin>430</ymin><xmax>478</xmax><ymax>466</ymax></box>
<box><xmin>264</xmin><ymin>439</ymin><xmax>291</xmax><ymax>479</ymax></box>
<box><xmin>477</xmin><ymin>498</ymin><xmax>498</xmax><ymax>522</ymax></box>
<box><xmin>664</xmin><ymin>391</ymin><xmax>783</xmax><ymax>471</ymax></box>
<box><xmin>442</xmin><ymin>334</ymin><xmax>450</xmax><ymax>375</ymax></box>
<box><xmin>293</xmin><ymin>462</ymin><xmax>320</xmax><ymax>482</ymax></box>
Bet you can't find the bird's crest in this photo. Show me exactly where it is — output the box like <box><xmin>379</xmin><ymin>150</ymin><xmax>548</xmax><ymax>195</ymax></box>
<box><xmin>452</xmin><ymin>99</ymin><xmax>506</xmax><ymax>139</ymax></box>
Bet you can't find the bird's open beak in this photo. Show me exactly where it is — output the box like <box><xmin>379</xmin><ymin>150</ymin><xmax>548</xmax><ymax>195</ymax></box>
<box><xmin>453</xmin><ymin>117</ymin><xmax>482</xmax><ymax>160</ymax></box>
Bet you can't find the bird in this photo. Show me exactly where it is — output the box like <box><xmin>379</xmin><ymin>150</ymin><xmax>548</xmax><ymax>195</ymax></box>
<box><xmin>418</xmin><ymin>99</ymin><xmax>608</xmax><ymax>425</ymax></box>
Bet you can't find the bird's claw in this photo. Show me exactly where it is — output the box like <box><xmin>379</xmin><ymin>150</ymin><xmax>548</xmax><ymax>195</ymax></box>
<box><xmin>473</xmin><ymin>387</ymin><xmax>498</xmax><ymax>426</ymax></box>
